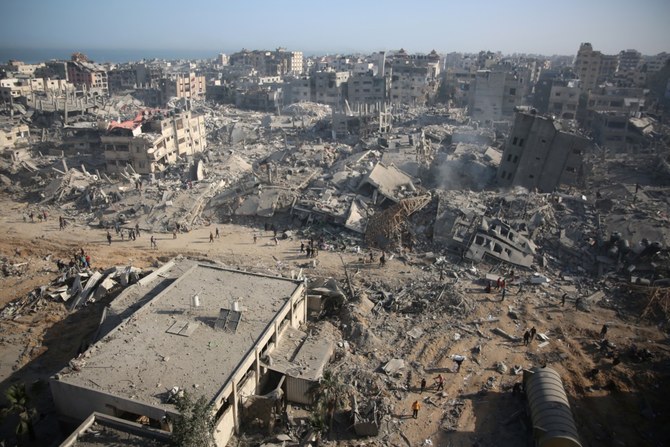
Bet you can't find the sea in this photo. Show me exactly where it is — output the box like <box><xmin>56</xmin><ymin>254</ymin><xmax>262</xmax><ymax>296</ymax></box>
<box><xmin>0</xmin><ymin>48</ymin><xmax>222</xmax><ymax>64</ymax></box>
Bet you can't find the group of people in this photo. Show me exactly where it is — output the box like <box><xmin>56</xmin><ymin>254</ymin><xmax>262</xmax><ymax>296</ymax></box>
<box><xmin>301</xmin><ymin>238</ymin><xmax>319</xmax><ymax>258</ymax></box>
<box><xmin>25</xmin><ymin>210</ymin><xmax>49</xmax><ymax>223</ymax></box>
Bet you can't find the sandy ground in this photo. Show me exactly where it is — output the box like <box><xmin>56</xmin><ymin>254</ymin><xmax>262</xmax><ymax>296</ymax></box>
<box><xmin>1</xmin><ymin>195</ymin><xmax>669</xmax><ymax>447</ymax></box>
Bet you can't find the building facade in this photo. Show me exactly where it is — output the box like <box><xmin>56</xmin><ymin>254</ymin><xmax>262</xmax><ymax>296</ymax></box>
<box><xmin>497</xmin><ymin>110</ymin><xmax>591</xmax><ymax>192</ymax></box>
<box><xmin>67</xmin><ymin>61</ymin><xmax>108</xmax><ymax>95</ymax></box>
<box><xmin>102</xmin><ymin>110</ymin><xmax>206</xmax><ymax>174</ymax></box>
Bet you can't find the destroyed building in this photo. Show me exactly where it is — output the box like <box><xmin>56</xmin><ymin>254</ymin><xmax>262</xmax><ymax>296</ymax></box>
<box><xmin>67</xmin><ymin>60</ymin><xmax>109</xmax><ymax>96</ymax></box>
<box><xmin>101</xmin><ymin>109</ymin><xmax>206</xmax><ymax>174</ymax></box>
<box><xmin>497</xmin><ymin>109</ymin><xmax>591</xmax><ymax>192</ymax></box>
<box><xmin>50</xmin><ymin>260</ymin><xmax>308</xmax><ymax>447</ymax></box>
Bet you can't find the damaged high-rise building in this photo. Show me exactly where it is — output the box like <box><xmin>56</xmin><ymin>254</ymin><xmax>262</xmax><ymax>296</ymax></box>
<box><xmin>497</xmin><ymin>109</ymin><xmax>591</xmax><ymax>192</ymax></box>
<box><xmin>101</xmin><ymin>109</ymin><xmax>206</xmax><ymax>174</ymax></box>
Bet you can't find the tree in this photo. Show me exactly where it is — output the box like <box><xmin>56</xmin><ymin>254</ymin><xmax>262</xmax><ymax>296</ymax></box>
<box><xmin>1</xmin><ymin>383</ymin><xmax>37</xmax><ymax>445</ymax></box>
<box><xmin>170</xmin><ymin>391</ymin><xmax>216</xmax><ymax>447</ymax></box>
<box><xmin>308</xmin><ymin>370</ymin><xmax>350</xmax><ymax>439</ymax></box>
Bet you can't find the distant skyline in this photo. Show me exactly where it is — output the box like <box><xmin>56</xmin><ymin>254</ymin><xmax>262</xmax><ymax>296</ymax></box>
<box><xmin>1</xmin><ymin>0</ymin><xmax>669</xmax><ymax>62</ymax></box>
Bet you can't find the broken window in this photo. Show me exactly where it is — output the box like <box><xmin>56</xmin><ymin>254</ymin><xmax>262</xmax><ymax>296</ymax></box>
<box><xmin>513</xmin><ymin>155</ymin><xmax>518</xmax><ymax>163</ymax></box>
<box><xmin>507</xmin><ymin>154</ymin><xmax>512</xmax><ymax>162</ymax></box>
<box><xmin>512</xmin><ymin>137</ymin><xmax>518</xmax><ymax>145</ymax></box>
<box><xmin>507</xmin><ymin>172</ymin><xmax>513</xmax><ymax>180</ymax></box>
<box><xmin>501</xmin><ymin>170</ymin><xmax>506</xmax><ymax>178</ymax></box>
<box><xmin>493</xmin><ymin>243</ymin><xmax>503</xmax><ymax>254</ymax></box>
<box><xmin>519</xmin><ymin>138</ymin><xmax>524</xmax><ymax>147</ymax></box>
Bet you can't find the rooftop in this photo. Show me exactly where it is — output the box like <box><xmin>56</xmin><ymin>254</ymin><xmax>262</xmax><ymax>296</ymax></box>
<box><xmin>56</xmin><ymin>261</ymin><xmax>302</xmax><ymax>409</ymax></box>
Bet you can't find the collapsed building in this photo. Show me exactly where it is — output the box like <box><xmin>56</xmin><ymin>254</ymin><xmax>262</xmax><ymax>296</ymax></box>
<box><xmin>497</xmin><ymin>109</ymin><xmax>591</xmax><ymax>192</ymax></box>
<box><xmin>101</xmin><ymin>109</ymin><xmax>206</xmax><ymax>174</ymax></box>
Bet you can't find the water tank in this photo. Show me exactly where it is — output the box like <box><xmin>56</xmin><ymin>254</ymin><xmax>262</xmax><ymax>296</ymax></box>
<box><xmin>191</xmin><ymin>295</ymin><xmax>200</xmax><ymax>308</ymax></box>
<box><xmin>523</xmin><ymin>367</ymin><xmax>582</xmax><ymax>447</ymax></box>
<box><xmin>232</xmin><ymin>301</ymin><xmax>240</xmax><ymax>312</ymax></box>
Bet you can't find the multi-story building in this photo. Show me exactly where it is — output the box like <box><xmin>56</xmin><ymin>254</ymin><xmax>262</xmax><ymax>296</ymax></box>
<box><xmin>469</xmin><ymin>68</ymin><xmax>528</xmax><ymax>124</ymax></box>
<box><xmin>283</xmin><ymin>77</ymin><xmax>312</xmax><ymax>104</ymax></box>
<box><xmin>573</xmin><ymin>43</ymin><xmax>602</xmax><ymax>91</ymax></box>
<box><xmin>229</xmin><ymin>48</ymin><xmax>302</xmax><ymax>77</ymax></box>
<box><xmin>389</xmin><ymin>65</ymin><xmax>433</xmax><ymax>106</ymax></box>
<box><xmin>50</xmin><ymin>259</ymin><xmax>310</xmax><ymax>447</ymax></box>
<box><xmin>313</xmin><ymin>71</ymin><xmax>349</xmax><ymax>108</ymax></box>
<box><xmin>67</xmin><ymin>61</ymin><xmax>108</xmax><ymax>95</ymax></box>
<box><xmin>548</xmin><ymin>80</ymin><xmax>581</xmax><ymax>120</ymax></box>
<box><xmin>160</xmin><ymin>72</ymin><xmax>206</xmax><ymax>100</ymax></box>
<box><xmin>108</xmin><ymin>66</ymin><xmax>137</xmax><ymax>93</ymax></box>
<box><xmin>497</xmin><ymin>110</ymin><xmax>591</xmax><ymax>192</ymax></box>
<box><xmin>0</xmin><ymin>77</ymin><xmax>74</xmax><ymax>101</ymax></box>
<box><xmin>644</xmin><ymin>52</ymin><xmax>670</xmax><ymax>73</ymax></box>
<box><xmin>617</xmin><ymin>49</ymin><xmax>642</xmax><ymax>73</ymax></box>
<box><xmin>348</xmin><ymin>71</ymin><xmax>389</xmax><ymax>106</ymax></box>
<box><xmin>0</xmin><ymin>119</ymin><xmax>30</xmax><ymax>155</ymax></box>
<box><xmin>101</xmin><ymin>109</ymin><xmax>206</xmax><ymax>174</ymax></box>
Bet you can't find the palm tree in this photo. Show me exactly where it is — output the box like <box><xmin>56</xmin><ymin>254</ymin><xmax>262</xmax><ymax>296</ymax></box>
<box><xmin>308</xmin><ymin>370</ymin><xmax>349</xmax><ymax>439</ymax></box>
<box><xmin>2</xmin><ymin>383</ymin><xmax>37</xmax><ymax>445</ymax></box>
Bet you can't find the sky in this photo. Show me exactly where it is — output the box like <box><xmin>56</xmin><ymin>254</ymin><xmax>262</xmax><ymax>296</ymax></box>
<box><xmin>1</xmin><ymin>0</ymin><xmax>669</xmax><ymax>60</ymax></box>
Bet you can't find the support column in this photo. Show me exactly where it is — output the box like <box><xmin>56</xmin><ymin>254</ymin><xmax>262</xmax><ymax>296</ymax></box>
<box><xmin>232</xmin><ymin>381</ymin><xmax>239</xmax><ymax>434</ymax></box>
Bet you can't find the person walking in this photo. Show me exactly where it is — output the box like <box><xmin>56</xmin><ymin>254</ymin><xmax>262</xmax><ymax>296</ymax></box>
<box><xmin>599</xmin><ymin>324</ymin><xmax>608</xmax><ymax>340</ymax></box>
<box><xmin>561</xmin><ymin>293</ymin><xmax>567</xmax><ymax>307</ymax></box>
<box><xmin>215</xmin><ymin>227</ymin><xmax>220</xmax><ymax>238</ymax></box>
<box><xmin>209</xmin><ymin>232</ymin><xmax>214</xmax><ymax>243</ymax></box>
<box><xmin>453</xmin><ymin>355</ymin><xmax>465</xmax><ymax>372</ymax></box>
<box><xmin>150</xmin><ymin>235</ymin><xmax>157</xmax><ymax>249</ymax></box>
<box><xmin>523</xmin><ymin>330</ymin><xmax>531</xmax><ymax>346</ymax></box>
<box><xmin>135</xmin><ymin>223</ymin><xmax>141</xmax><ymax>237</ymax></box>
<box><xmin>529</xmin><ymin>326</ymin><xmax>537</xmax><ymax>342</ymax></box>
<box><xmin>501</xmin><ymin>287</ymin><xmax>506</xmax><ymax>302</ymax></box>
<box><xmin>106</xmin><ymin>231</ymin><xmax>112</xmax><ymax>245</ymax></box>
<box><xmin>420</xmin><ymin>378</ymin><xmax>426</xmax><ymax>394</ymax></box>
<box><xmin>434</xmin><ymin>374</ymin><xmax>444</xmax><ymax>391</ymax></box>
<box><xmin>306</xmin><ymin>246</ymin><xmax>312</xmax><ymax>258</ymax></box>
<box><xmin>411</xmin><ymin>400</ymin><xmax>420</xmax><ymax>419</ymax></box>
<box><xmin>380</xmin><ymin>252</ymin><xmax>386</xmax><ymax>267</ymax></box>
<box><xmin>173</xmin><ymin>229</ymin><xmax>177</xmax><ymax>239</ymax></box>
<box><xmin>253</xmin><ymin>233</ymin><xmax>257</xmax><ymax>244</ymax></box>
<box><xmin>300</xmin><ymin>242</ymin><xmax>305</xmax><ymax>253</ymax></box>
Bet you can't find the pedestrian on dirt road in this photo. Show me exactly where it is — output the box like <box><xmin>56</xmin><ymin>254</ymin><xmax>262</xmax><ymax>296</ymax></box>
<box><xmin>561</xmin><ymin>293</ymin><xmax>567</xmax><ymax>306</ymax></box>
<box><xmin>434</xmin><ymin>374</ymin><xmax>444</xmax><ymax>391</ymax></box>
<box><xmin>43</xmin><ymin>210</ymin><xmax>48</xmax><ymax>221</ymax></box>
<box><xmin>600</xmin><ymin>324</ymin><xmax>608</xmax><ymax>339</ymax></box>
<box><xmin>412</xmin><ymin>400</ymin><xmax>420</xmax><ymax>419</ymax></box>
<box><xmin>380</xmin><ymin>252</ymin><xmax>386</xmax><ymax>267</ymax></box>
<box><xmin>485</xmin><ymin>281</ymin><xmax>492</xmax><ymax>293</ymax></box>
<box><xmin>29</xmin><ymin>212</ymin><xmax>34</xmax><ymax>222</ymax></box>
<box><xmin>300</xmin><ymin>242</ymin><xmax>305</xmax><ymax>253</ymax></box>
<box><xmin>85</xmin><ymin>255</ymin><xmax>91</xmax><ymax>268</ymax></box>
<box><xmin>453</xmin><ymin>355</ymin><xmax>465</xmax><ymax>372</ymax></box>
<box><xmin>215</xmin><ymin>228</ymin><xmax>220</xmax><ymax>238</ymax></box>
<box><xmin>501</xmin><ymin>287</ymin><xmax>506</xmax><ymax>301</ymax></box>
<box><xmin>420</xmin><ymin>378</ymin><xmax>426</xmax><ymax>394</ymax></box>
<box><xmin>496</xmin><ymin>277</ymin><xmax>501</xmax><ymax>290</ymax></box>
<box><xmin>529</xmin><ymin>327</ymin><xmax>537</xmax><ymax>342</ymax></box>
<box><xmin>523</xmin><ymin>330</ymin><xmax>531</xmax><ymax>345</ymax></box>
<box><xmin>135</xmin><ymin>223</ymin><xmax>141</xmax><ymax>237</ymax></box>
<box><xmin>173</xmin><ymin>230</ymin><xmax>177</xmax><ymax>239</ymax></box>
<box><xmin>253</xmin><ymin>233</ymin><xmax>257</xmax><ymax>244</ymax></box>
<box><xmin>106</xmin><ymin>231</ymin><xmax>112</xmax><ymax>245</ymax></box>
<box><xmin>209</xmin><ymin>232</ymin><xmax>214</xmax><ymax>243</ymax></box>
<box><xmin>151</xmin><ymin>235</ymin><xmax>157</xmax><ymax>249</ymax></box>
<box><xmin>369</xmin><ymin>252</ymin><xmax>375</xmax><ymax>263</ymax></box>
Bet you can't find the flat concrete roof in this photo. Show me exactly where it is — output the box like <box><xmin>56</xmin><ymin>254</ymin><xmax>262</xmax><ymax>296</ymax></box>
<box><xmin>58</xmin><ymin>261</ymin><xmax>302</xmax><ymax>409</ymax></box>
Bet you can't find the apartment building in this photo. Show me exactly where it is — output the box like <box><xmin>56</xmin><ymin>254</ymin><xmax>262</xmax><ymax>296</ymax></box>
<box><xmin>101</xmin><ymin>109</ymin><xmax>206</xmax><ymax>174</ymax></box>
<box><xmin>497</xmin><ymin>110</ymin><xmax>590</xmax><ymax>192</ymax></box>
<box><xmin>67</xmin><ymin>61</ymin><xmax>108</xmax><ymax>95</ymax></box>
<box><xmin>548</xmin><ymin>80</ymin><xmax>581</xmax><ymax>120</ymax></box>
<box><xmin>160</xmin><ymin>72</ymin><xmax>206</xmax><ymax>100</ymax></box>
<box><xmin>0</xmin><ymin>77</ymin><xmax>74</xmax><ymax>101</ymax></box>
<box><xmin>469</xmin><ymin>69</ymin><xmax>527</xmax><ymax>124</ymax></box>
<box><xmin>348</xmin><ymin>71</ymin><xmax>389</xmax><ymax>106</ymax></box>
<box><xmin>313</xmin><ymin>71</ymin><xmax>349</xmax><ymax>108</ymax></box>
